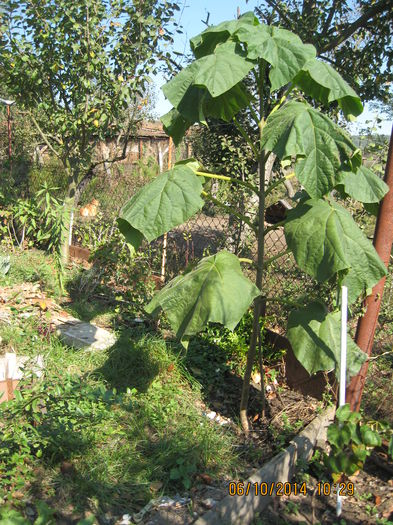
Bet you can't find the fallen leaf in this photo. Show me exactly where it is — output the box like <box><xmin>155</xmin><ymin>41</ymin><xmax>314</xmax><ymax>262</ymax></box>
<box><xmin>150</xmin><ymin>481</ymin><xmax>163</xmax><ymax>492</ymax></box>
<box><xmin>251</xmin><ymin>372</ymin><xmax>261</xmax><ymax>384</ymax></box>
<box><xmin>39</xmin><ymin>300</ymin><xmax>48</xmax><ymax>311</ymax></box>
<box><xmin>374</xmin><ymin>494</ymin><xmax>382</xmax><ymax>505</ymax></box>
<box><xmin>198</xmin><ymin>473</ymin><xmax>213</xmax><ymax>485</ymax></box>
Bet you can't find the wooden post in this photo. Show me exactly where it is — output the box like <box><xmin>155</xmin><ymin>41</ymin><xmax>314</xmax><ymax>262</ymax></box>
<box><xmin>347</xmin><ymin>125</ymin><xmax>393</xmax><ymax>411</ymax></box>
<box><xmin>160</xmin><ymin>137</ymin><xmax>173</xmax><ymax>283</ymax></box>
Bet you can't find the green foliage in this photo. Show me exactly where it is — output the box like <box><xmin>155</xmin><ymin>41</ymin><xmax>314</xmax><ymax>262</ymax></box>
<box><xmin>287</xmin><ymin>302</ymin><xmax>367</xmax><ymax>378</ymax></box>
<box><xmin>254</xmin><ymin>0</ymin><xmax>393</xmax><ymax>105</ymax></box>
<box><xmin>119</xmin><ymin>14</ymin><xmax>387</xmax><ymax>422</ymax></box>
<box><xmin>1</xmin><ymin>184</ymin><xmax>69</xmax><ymax>291</ymax></box>
<box><xmin>69</xmin><ymin>227</ymin><xmax>159</xmax><ymax>314</ymax></box>
<box><xmin>324</xmin><ymin>404</ymin><xmax>392</xmax><ymax>480</ymax></box>
<box><xmin>284</xmin><ymin>198</ymin><xmax>387</xmax><ymax>303</ymax></box>
<box><xmin>0</xmin><ymin>371</ymin><xmax>123</xmax><ymax>499</ymax></box>
<box><xmin>292</xmin><ymin>58</ymin><xmax>362</xmax><ymax>120</ymax></box>
<box><xmin>146</xmin><ymin>251</ymin><xmax>260</xmax><ymax>347</ymax></box>
<box><xmin>169</xmin><ymin>457</ymin><xmax>197</xmax><ymax>490</ymax></box>
<box><xmin>260</xmin><ymin>101</ymin><xmax>359</xmax><ymax>198</ymax></box>
<box><xmin>0</xmin><ymin>249</ymin><xmax>62</xmax><ymax>297</ymax></box>
<box><xmin>337</xmin><ymin>165</ymin><xmax>389</xmax><ymax>204</ymax></box>
<box><xmin>0</xmin><ymin>303</ymin><xmax>242</xmax><ymax>514</ymax></box>
<box><xmin>0</xmin><ymin>0</ymin><xmax>181</xmax><ymax>233</ymax></box>
<box><xmin>118</xmin><ymin>163</ymin><xmax>205</xmax><ymax>252</ymax></box>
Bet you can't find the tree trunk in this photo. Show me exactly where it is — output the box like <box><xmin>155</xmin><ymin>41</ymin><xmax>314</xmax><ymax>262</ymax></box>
<box><xmin>61</xmin><ymin>168</ymin><xmax>78</xmax><ymax>264</ymax></box>
<box><xmin>240</xmin><ymin>150</ymin><xmax>266</xmax><ymax>432</ymax></box>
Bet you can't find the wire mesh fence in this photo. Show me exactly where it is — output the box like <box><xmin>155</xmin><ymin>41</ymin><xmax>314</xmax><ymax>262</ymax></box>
<box><xmin>2</xmin><ymin>118</ymin><xmax>391</xmax><ymax>340</ymax></box>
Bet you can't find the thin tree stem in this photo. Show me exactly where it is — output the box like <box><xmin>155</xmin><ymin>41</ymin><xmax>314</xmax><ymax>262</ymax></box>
<box><xmin>265</xmin><ymin>172</ymin><xmax>295</xmax><ymax>196</ymax></box>
<box><xmin>240</xmin><ymin>60</ymin><xmax>267</xmax><ymax>432</ymax></box>
<box><xmin>264</xmin><ymin>249</ymin><xmax>290</xmax><ymax>268</ymax></box>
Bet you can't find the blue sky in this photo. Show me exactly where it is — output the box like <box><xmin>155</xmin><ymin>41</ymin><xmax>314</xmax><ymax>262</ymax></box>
<box><xmin>153</xmin><ymin>0</ymin><xmax>392</xmax><ymax>135</ymax></box>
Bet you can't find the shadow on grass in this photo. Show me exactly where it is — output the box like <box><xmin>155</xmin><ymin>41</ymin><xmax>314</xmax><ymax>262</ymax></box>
<box><xmin>167</xmin><ymin>334</ymin><xmax>264</xmax><ymax>421</ymax></box>
<box><xmin>25</xmin><ymin>329</ymin><xmax>238</xmax><ymax>520</ymax></box>
<box><xmin>94</xmin><ymin>329</ymin><xmax>161</xmax><ymax>393</ymax></box>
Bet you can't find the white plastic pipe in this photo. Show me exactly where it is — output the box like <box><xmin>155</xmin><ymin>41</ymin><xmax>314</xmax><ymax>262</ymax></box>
<box><xmin>337</xmin><ymin>285</ymin><xmax>348</xmax><ymax>517</ymax></box>
<box><xmin>339</xmin><ymin>285</ymin><xmax>348</xmax><ymax>407</ymax></box>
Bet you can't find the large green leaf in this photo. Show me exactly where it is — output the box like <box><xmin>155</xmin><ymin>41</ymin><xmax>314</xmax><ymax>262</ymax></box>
<box><xmin>285</xmin><ymin>199</ymin><xmax>387</xmax><ymax>302</ymax></box>
<box><xmin>287</xmin><ymin>302</ymin><xmax>367</xmax><ymax>377</ymax></box>
<box><xmin>336</xmin><ymin>165</ymin><xmax>389</xmax><ymax>203</ymax></box>
<box><xmin>117</xmin><ymin>164</ymin><xmax>204</xmax><ymax>251</ymax></box>
<box><xmin>192</xmin><ymin>41</ymin><xmax>253</xmax><ymax>98</ymax></box>
<box><xmin>190</xmin><ymin>11</ymin><xmax>258</xmax><ymax>58</ymax></box>
<box><xmin>146</xmin><ymin>251</ymin><xmax>260</xmax><ymax>346</ymax></box>
<box><xmin>161</xmin><ymin>109</ymin><xmax>192</xmax><ymax>146</ymax></box>
<box><xmin>176</xmin><ymin>83</ymin><xmax>252</xmax><ymax>124</ymax></box>
<box><xmin>237</xmin><ymin>24</ymin><xmax>316</xmax><ymax>91</ymax></box>
<box><xmin>163</xmin><ymin>42</ymin><xmax>253</xmax><ymax>104</ymax></box>
<box><xmin>261</xmin><ymin>101</ymin><xmax>357</xmax><ymax>197</ymax></box>
<box><xmin>161</xmin><ymin>83</ymin><xmax>252</xmax><ymax>144</ymax></box>
<box><xmin>294</xmin><ymin>59</ymin><xmax>363</xmax><ymax>120</ymax></box>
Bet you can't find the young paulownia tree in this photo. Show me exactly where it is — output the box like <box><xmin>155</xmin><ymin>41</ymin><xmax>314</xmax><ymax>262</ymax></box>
<box><xmin>118</xmin><ymin>13</ymin><xmax>388</xmax><ymax>431</ymax></box>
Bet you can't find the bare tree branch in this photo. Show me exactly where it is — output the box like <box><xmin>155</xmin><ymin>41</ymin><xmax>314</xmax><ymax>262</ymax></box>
<box><xmin>319</xmin><ymin>0</ymin><xmax>391</xmax><ymax>54</ymax></box>
<box><xmin>263</xmin><ymin>0</ymin><xmax>292</xmax><ymax>26</ymax></box>
<box><xmin>321</xmin><ymin>0</ymin><xmax>338</xmax><ymax>37</ymax></box>
<box><xmin>29</xmin><ymin>113</ymin><xmax>62</xmax><ymax>159</ymax></box>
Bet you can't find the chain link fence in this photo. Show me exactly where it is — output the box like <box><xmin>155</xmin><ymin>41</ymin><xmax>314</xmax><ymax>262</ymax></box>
<box><xmin>2</xmin><ymin>118</ymin><xmax>391</xmax><ymax>341</ymax></box>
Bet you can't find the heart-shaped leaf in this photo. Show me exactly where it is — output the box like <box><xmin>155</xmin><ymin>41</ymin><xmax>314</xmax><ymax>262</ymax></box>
<box><xmin>287</xmin><ymin>302</ymin><xmax>367</xmax><ymax>377</ymax></box>
<box><xmin>163</xmin><ymin>42</ymin><xmax>253</xmax><ymax>102</ymax></box>
<box><xmin>360</xmin><ymin>426</ymin><xmax>382</xmax><ymax>447</ymax></box>
<box><xmin>261</xmin><ymin>101</ymin><xmax>357</xmax><ymax>197</ymax></box>
<box><xmin>337</xmin><ymin>165</ymin><xmax>389</xmax><ymax>203</ymax></box>
<box><xmin>190</xmin><ymin>11</ymin><xmax>258</xmax><ymax>58</ymax></box>
<box><xmin>173</xmin><ymin>82</ymin><xmax>252</xmax><ymax>125</ymax></box>
<box><xmin>293</xmin><ymin>58</ymin><xmax>363</xmax><ymax>120</ymax></box>
<box><xmin>237</xmin><ymin>24</ymin><xmax>316</xmax><ymax>91</ymax></box>
<box><xmin>284</xmin><ymin>199</ymin><xmax>387</xmax><ymax>302</ymax></box>
<box><xmin>161</xmin><ymin>109</ymin><xmax>192</xmax><ymax>146</ymax></box>
<box><xmin>118</xmin><ymin>164</ymin><xmax>204</xmax><ymax>251</ymax></box>
<box><xmin>146</xmin><ymin>251</ymin><xmax>260</xmax><ymax>347</ymax></box>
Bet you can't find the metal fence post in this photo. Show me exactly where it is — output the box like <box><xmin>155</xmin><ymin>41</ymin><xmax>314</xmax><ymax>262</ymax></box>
<box><xmin>346</xmin><ymin>125</ymin><xmax>393</xmax><ymax>411</ymax></box>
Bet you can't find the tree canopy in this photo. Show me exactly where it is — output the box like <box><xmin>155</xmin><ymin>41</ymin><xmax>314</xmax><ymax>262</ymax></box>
<box><xmin>0</xmin><ymin>0</ymin><xmax>180</xmax><ymax>201</ymax></box>
<box><xmin>254</xmin><ymin>0</ymin><xmax>393</xmax><ymax>105</ymax></box>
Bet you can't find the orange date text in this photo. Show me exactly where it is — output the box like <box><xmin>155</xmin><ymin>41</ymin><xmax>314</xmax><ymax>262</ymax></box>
<box><xmin>228</xmin><ymin>481</ymin><xmax>308</xmax><ymax>497</ymax></box>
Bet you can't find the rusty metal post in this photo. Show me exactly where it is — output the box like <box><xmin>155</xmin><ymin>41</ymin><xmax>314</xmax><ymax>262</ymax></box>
<box><xmin>346</xmin><ymin>125</ymin><xmax>393</xmax><ymax>411</ymax></box>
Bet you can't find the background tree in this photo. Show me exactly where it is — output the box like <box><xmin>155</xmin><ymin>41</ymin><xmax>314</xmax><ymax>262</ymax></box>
<box><xmin>0</xmin><ymin>0</ymin><xmax>180</xmax><ymax>259</ymax></box>
<box><xmin>253</xmin><ymin>0</ymin><xmax>393</xmax><ymax>105</ymax></box>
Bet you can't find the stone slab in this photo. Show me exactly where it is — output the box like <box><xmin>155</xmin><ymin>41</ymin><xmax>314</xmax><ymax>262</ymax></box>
<box><xmin>194</xmin><ymin>406</ymin><xmax>335</xmax><ymax>525</ymax></box>
<box><xmin>56</xmin><ymin>320</ymin><xmax>116</xmax><ymax>351</ymax></box>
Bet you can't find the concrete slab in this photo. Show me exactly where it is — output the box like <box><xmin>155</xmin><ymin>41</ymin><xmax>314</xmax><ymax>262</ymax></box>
<box><xmin>55</xmin><ymin>320</ymin><xmax>116</xmax><ymax>351</ymax></box>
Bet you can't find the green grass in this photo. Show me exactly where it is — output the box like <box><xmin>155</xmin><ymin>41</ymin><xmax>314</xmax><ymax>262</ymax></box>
<box><xmin>0</xmin><ymin>254</ymin><xmax>245</xmax><ymax>519</ymax></box>
<box><xmin>0</xmin><ymin>247</ymin><xmax>65</xmax><ymax>298</ymax></box>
